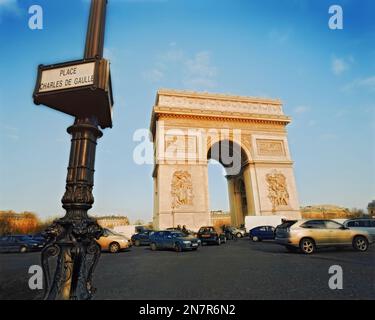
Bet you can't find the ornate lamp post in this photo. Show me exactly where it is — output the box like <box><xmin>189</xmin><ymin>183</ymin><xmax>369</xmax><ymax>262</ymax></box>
<box><xmin>33</xmin><ymin>0</ymin><xmax>113</xmax><ymax>300</ymax></box>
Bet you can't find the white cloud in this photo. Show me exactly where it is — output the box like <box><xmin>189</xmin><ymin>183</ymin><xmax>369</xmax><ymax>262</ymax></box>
<box><xmin>0</xmin><ymin>0</ymin><xmax>16</xmax><ymax>6</ymax></box>
<box><xmin>343</xmin><ymin>76</ymin><xmax>375</xmax><ymax>92</ymax></box>
<box><xmin>143</xmin><ymin>44</ymin><xmax>218</xmax><ymax>90</ymax></box>
<box><xmin>0</xmin><ymin>0</ymin><xmax>20</xmax><ymax>19</ymax></box>
<box><xmin>143</xmin><ymin>68</ymin><xmax>164</xmax><ymax>83</ymax></box>
<box><xmin>184</xmin><ymin>51</ymin><xmax>218</xmax><ymax>89</ymax></box>
<box><xmin>332</xmin><ymin>57</ymin><xmax>349</xmax><ymax>75</ymax></box>
<box><xmin>294</xmin><ymin>106</ymin><xmax>310</xmax><ymax>114</ymax></box>
<box><xmin>0</xmin><ymin>123</ymin><xmax>19</xmax><ymax>141</ymax></box>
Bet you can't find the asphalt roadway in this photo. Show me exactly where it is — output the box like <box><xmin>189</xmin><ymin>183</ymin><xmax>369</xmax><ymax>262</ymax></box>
<box><xmin>0</xmin><ymin>239</ymin><xmax>374</xmax><ymax>300</ymax></box>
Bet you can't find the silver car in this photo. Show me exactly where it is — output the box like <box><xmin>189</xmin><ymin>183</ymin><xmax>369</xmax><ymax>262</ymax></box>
<box><xmin>344</xmin><ymin>219</ymin><xmax>375</xmax><ymax>241</ymax></box>
<box><xmin>275</xmin><ymin>219</ymin><xmax>373</xmax><ymax>254</ymax></box>
<box><xmin>228</xmin><ymin>227</ymin><xmax>246</xmax><ymax>238</ymax></box>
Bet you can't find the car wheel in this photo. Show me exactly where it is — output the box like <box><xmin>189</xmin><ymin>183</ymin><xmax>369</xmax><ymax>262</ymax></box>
<box><xmin>19</xmin><ymin>246</ymin><xmax>28</xmax><ymax>253</ymax></box>
<box><xmin>353</xmin><ymin>236</ymin><xmax>368</xmax><ymax>252</ymax></box>
<box><xmin>300</xmin><ymin>238</ymin><xmax>315</xmax><ymax>254</ymax></box>
<box><xmin>174</xmin><ymin>243</ymin><xmax>182</xmax><ymax>252</ymax></box>
<box><xmin>109</xmin><ymin>242</ymin><xmax>120</xmax><ymax>254</ymax></box>
<box><xmin>252</xmin><ymin>236</ymin><xmax>259</xmax><ymax>242</ymax></box>
<box><xmin>134</xmin><ymin>240</ymin><xmax>141</xmax><ymax>247</ymax></box>
<box><xmin>150</xmin><ymin>243</ymin><xmax>157</xmax><ymax>251</ymax></box>
<box><xmin>236</xmin><ymin>233</ymin><xmax>242</xmax><ymax>238</ymax></box>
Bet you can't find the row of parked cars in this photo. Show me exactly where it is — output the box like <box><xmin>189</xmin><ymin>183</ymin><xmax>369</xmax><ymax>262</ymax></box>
<box><xmin>248</xmin><ymin>218</ymin><xmax>375</xmax><ymax>254</ymax></box>
<box><xmin>131</xmin><ymin>226</ymin><xmax>231</xmax><ymax>252</ymax></box>
<box><xmin>2</xmin><ymin>218</ymin><xmax>373</xmax><ymax>255</ymax></box>
<box><xmin>0</xmin><ymin>230</ymin><xmax>132</xmax><ymax>254</ymax></box>
<box><xmin>0</xmin><ymin>226</ymin><xmax>229</xmax><ymax>254</ymax></box>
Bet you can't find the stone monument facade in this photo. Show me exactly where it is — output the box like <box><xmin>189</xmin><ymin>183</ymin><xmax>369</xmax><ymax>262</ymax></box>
<box><xmin>150</xmin><ymin>89</ymin><xmax>301</xmax><ymax>231</ymax></box>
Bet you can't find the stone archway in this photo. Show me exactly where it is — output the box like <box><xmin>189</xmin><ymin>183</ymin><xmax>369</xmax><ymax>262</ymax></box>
<box><xmin>150</xmin><ymin>89</ymin><xmax>301</xmax><ymax>231</ymax></box>
<box><xmin>208</xmin><ymin>140</ymin><xmax>250</xmax><ymax>227</ymax></box>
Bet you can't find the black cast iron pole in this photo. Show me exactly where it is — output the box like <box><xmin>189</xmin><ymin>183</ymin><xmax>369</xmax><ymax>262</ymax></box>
<box><xmin>41</xmin><ymin>0</ymin><xmax>109</xmax><ymax>300</ymax></box>
<box><xmin>85</xmin><ymin>0</ymin><xmax>107</xmax><ymax>59</ymax></box>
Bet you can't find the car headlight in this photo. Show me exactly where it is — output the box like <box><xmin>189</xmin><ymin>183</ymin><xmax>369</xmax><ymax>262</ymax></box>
<box><xmin>183</xmin><ymin>241</ymin><xmax>191</xmax><ymax>244</ymax></box>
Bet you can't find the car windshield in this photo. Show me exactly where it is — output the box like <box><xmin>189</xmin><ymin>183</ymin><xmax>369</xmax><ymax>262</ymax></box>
<box><xmin>105</xmin><ymin>229</ymin><xmax>123</xmax><ymax>237</ymax></box>
<box><xmin>171</xmin><ymin>232</ymin><xmax>185</xmax><ymax>238</ymax></box>
<box><xmin>16</xmin><ymin>236</ymin><xmax>32</xmax><ymax>241</ymax></box>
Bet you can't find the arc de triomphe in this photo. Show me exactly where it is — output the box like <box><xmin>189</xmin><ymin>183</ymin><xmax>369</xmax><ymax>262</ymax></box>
<box><xmin>150</xmin><ymin>89</ymin><xmax>301</xmax><ymax>231</ymax></box>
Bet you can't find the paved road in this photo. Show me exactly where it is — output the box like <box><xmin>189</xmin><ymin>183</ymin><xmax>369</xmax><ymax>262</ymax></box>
<box><xmin>0</xmin><ymin>239</ymin><xmax>374</xmax><ymax>300</ymax></box>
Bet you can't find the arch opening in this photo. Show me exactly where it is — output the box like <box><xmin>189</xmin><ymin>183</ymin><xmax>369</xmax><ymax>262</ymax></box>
<box><xmin>207</xmin><ymin>140</ymin><xmax>250</xmax><ymax>228</ymax></box>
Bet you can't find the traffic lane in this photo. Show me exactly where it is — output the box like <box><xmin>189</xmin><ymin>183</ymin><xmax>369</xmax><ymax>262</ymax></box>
<box><xmin>94</xmin><ymin>240</ymin><xmax>375</xmax><ymax>300</ymax></box>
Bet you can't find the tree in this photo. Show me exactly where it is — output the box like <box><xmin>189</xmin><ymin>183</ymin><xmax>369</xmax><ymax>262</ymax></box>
<box><xmin>0</xmin><ymin>213</ymin><xmax>12</xmax><ymax>235</ymax></box>
<box><xmin>350</xmin><ymin>208</ymin><xmax>366</xmax><ymax>218</ymax></box>
<box><xmin>134</xmin><ymin>219</ymin><xmax>145</xmax><ymax>226</ymax></box>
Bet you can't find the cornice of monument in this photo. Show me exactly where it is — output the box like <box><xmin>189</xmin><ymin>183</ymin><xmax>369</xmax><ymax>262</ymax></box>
<box><xmin>156</xmin><ymin>88</ymin><xmax>283</xmax><ymax>106</ymax></box>
<box><xmin>150</xmin><ymin>89</ymin><xmax>292</xmax><ymax>136</ymax></box>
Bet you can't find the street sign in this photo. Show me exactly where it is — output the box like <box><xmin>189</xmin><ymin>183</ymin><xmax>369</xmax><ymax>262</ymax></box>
<box><xmin>39</xmin><ymin>61</ymin><xmax>95</xmax><ymax>93</ymax></box>
<box><xmin>33</xmin><ymin>58</ymin><xmax>113</xmax><ymax>129</ymax></box>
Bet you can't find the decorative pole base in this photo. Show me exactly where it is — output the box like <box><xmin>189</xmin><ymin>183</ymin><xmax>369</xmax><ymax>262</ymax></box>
<box><xmin>41</xmin><ymin>117</ymin><xmax>104</xmax><ymax>300</ymax></box>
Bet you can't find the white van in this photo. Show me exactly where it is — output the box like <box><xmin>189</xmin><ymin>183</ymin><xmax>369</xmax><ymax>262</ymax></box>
<box><xmin>245</xmin><ymin>216</ymin><xmax>286</xmax><ymax>232</ymax></box>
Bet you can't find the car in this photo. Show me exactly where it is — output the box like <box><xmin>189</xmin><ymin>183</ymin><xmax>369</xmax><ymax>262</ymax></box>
<box><xmin>149</xmin><ymin>231</ymin><xmax>200</xmax><ymax>252</ymax></box>
<box><xmin>227</xmin><ymin>226</ymin><xmax>246</xmax><ymax>239</ymax></box>
<box><xmin>197</xmin><ymin>226</ymin><xmax>226</xmax><ymax>245</ymax></box>
<box><xmin>96</xmin><ymin>228</ymin><xmax>132</xmax><ymax>253</ymax></box>
<box><xmin>249</xmin><ymin>226</ymin><xmax>275</xmax><ymax>242</ymax></box>
<box><xmin>167</xmin><ymin>228</ymin><xmax>197</xmax><ymax>237</ymax></box>
<box><xmin>344</xmin><ymin>218</ymin><xmax>375</xmax><ymax>241</ymax></box>
<box><xmin>131</xmin><ymin>230</ymin><xmax>154</xmax><ymax>247</ymax></box>
<box><xmin>27</xmin><ymin>233</ymin><xmax>47</xmax><ymax>246</ymax></box>
<box><xmin>275</xmin><ymin>219</ymin><xmax>373</xmax><ymax>254</ymax></box>
<box><xmin>0</xmin><ymin>235</ymin><xmax>44</xmax><ymax>253</ymax></box>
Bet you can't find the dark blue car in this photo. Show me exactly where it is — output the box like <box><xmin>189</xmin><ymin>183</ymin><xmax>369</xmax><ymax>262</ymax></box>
<box><xmin>0</xmin><ymin>235</ymin><xmax>45</xmax><ymax>253</ymax></box>
<box><xmin>131</xmin><ymin>230</ymin><xmax>154</xmax><ymax>247</ymax></box>
<box><xmin>249</xmin><ymin>226</ymin><xmax>276</xmax><ymax>242</ymax></box>
<box><xmin>149</xmin><ymin>231</ymin><xmax>200</xmax><ymax>252</ymax></box>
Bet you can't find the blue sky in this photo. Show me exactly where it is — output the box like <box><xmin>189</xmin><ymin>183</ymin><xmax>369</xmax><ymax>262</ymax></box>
<box><xmin>0</xmin><ymin>0</ymin><xmax>374</xmax><ymax>222</ymax></box>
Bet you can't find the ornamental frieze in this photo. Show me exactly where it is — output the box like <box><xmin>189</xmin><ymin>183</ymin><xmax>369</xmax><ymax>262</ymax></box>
<box><xmin>158</xmin><ymin>95</ymin><xmax>284</xmax><ymax>116</ymax></box>
<box><xmin>266</xmin><ymin>170</ymin><xmax>290</xmax><ymax>211</ymax></box>
<box><xmin>257</xmin><ymin>139</ymin><xmax>285</xmax><ymax>156</ymax></box>
<box><xmin>171</xmin><ymin>171</ymin><xmax>194</xmax><ymax>209</ymax></box>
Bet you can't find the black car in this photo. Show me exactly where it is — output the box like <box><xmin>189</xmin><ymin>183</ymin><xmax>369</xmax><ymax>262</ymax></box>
<box><xmin>0</xmin><ymin>235</ymin><xmax>45</xmax><ymax>253</ymax></box>
<box><xmin>131</xmin><ymin>230</ymin><xmax>154</xmax><ymax>247</ymax></box>
<box><xmin>197</xmin><ymin>226</ymin><xmax>227</xmax><ymax>245</ymax></box>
